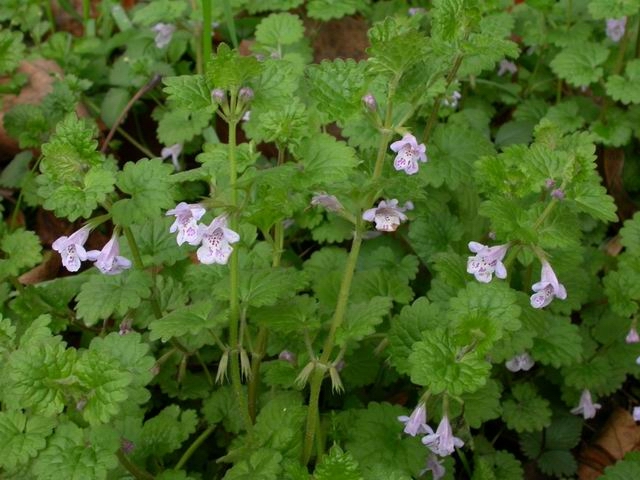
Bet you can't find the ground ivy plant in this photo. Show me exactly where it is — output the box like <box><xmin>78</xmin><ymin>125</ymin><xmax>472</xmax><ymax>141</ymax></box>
<box><xmin>2</xmin><ymin>0</ymin><xmax>640</xmax><ymax>479</ymax></box>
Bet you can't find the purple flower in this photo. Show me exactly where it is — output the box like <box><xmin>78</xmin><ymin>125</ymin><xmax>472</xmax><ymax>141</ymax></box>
<box><xmin>390</xmin><ymin>134</ymin><xmax>428</xmax><ymax>175</ymax></box>
<box><xmin>633</xmin><ymin>406</ymin><xmax>640</xmax><ymax>422</ymax></box>
<box><xmin>362</xmin><ymin>199</ymin><xmax>411</xmax><ymax>232</ymax></box>
<box><xmin>466</xmin><ymin>241</ymin><xmax>508</xmax><ymax>283</ymax></box>
<box><xmin>408</xmin><ymin>7</ymin><xmax>427</xmax><ymax>16</ymax></box>
<box><xmin>239</xmin><ymin>87</ymin><xmax>254</xmax><ymax>102</ymax></box>
<box><xmin>420</xmin><ymin>454</ymin><xmax>445</xmax><ymax>480</ymax></box>
<box><xmin>626</xmin><ymin>327</ymin><xmax>640</xmax><ymax>344</ymax></box>
<box><xmin>166</xmin><ymin>202</ymin><xmax>206</xmax><ymax>246</ymax></box>
<box><xmin>52</xmin><ymin>225</ymin><xmax>91</xmax><ymax>272</ymax></box>
<box><xmin>505</xmin><ymin>352</ymin><xmax>535</xmax><ymax>372</ymax></box>
<box><xmin>606</xmin><ymin>17</ymin><xmax>626</xmax><ymax>42</ymax></box>
<box><xmin>545</xmin><ymin>178</ymin><xmax>556</xmax><ymax>189</ymax></box>
<box><xmin>151</xmin><ymin>23</ymin><xmax>175</xmax><ymax>49</ymax></box>
<box><xmin>530</xmin><ymin>260</ymin><xmax>567</xmax><ymax>308</ymax></box>
<box><xmin>311</xmin><ymin>193</ymin><xmax>343</xmax><ymax>212</ymax></box>
<box><xmin>161</xmin><ymin>143</ymin><xmax>183</xmax><ymax>171</ymax></box>
<box><xmin>551</xmin><ymin>188</ymin><xmax>565</xmax><ymax>200</ymax></box>
<box><xmin>442</xmin><ymin>91</ymin><xmax>462</xmax><ymax>108</ymax></box>
<box><xmin>398</xmin><ymin>402</ymin><xmax>429</xmax><ymax>437</ymax></box>
<box><xmin>211</xmin><ymin>88</ymin><xmax>226</xmax><ymax>104</ymax></box>
<box><xmin>362</xmin><ymin>93</ymin><xmax>377</xmax><ymax>111</ymax></box>
<box><xmin>421</xmin><ymin>415</ymin><xmax>464</xmax><ymax>457</ymax></box>
<box><xmin>497</xmin><ymin>60</ymin><xmax>518</xmax><ymax>76</ymax></box>
<box><xmin>86</xmin><ymin>235</ymin><xmax>132</xmax><ymax>275</ymax></box>
<box><xmin>278</xmin><ymin>350</ymin><xmax>296</xmax><ymax>364</ymax></box>
<box><xmin>570</xmin><ymin>389</ymin><xmax>601</xmax><ymax>419</ymax></box>
<box><xmin>196</xmin><ymin>215</ymin><xmax>240</xmax><ymax>265</ymax></box>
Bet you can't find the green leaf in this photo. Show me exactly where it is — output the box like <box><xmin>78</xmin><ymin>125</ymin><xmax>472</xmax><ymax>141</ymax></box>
<box><xmin>155</xmin><ymin>107</ymin><xmax>211</xmax><ymax>145</ymax></box>
<box><xmin>127</xmin><ymin>217</ymin><xmax>190</xmax><ymax>266</ymax></box>
<box><xmin>342</xmin><ymin>403</ymin><xmax>424</xmax><ymax>477</ymax></box>
<box><xmin>0</xmin><ymin>411</ymin><xmax>55</xmax><ymax>471</ymax></box>
<box><xmin>410</xmin><ymin>328</ymin><xmax>491</xmax><ymax>396</ymax></box>
<box><xmin>245</xmin><ymin>0</ymin><xmax>304</xmax><ymax>13</ymax></box>
<box><xmin>163</xmin><ymin>74</ymin><xmax>214</xmax><ymax>111</ymax></box>
<box><xmin>0</xmin><ymin>151</ymin><xmax>33</xmax><ymax>188</ymax></box>
<box><xmin>139</xmin><ymin>405</ymin><xmax>197</xmax><ymax>457</ymax></box>
<box><xmin>202</xmin><ymin>386</ymin><xmax>243</xmax><ymax>434</ymax></box>
<box><xmin>149</xmin><ymin>302</ymin><xmax>224</xmax><ymax>342</ymax></box>
<box><xmin>255</xmin><ymin>13</ymin><xmax>304</xmax><ymax>46</ymax></box>
<box><xmin>248</xmin><ymin>98</ymin><xmax>309</xmax><ymax>145</ymax></box>
<box><xmin>238</xmin><ymin>268</ymin><xmax>308</xmax><ymax>308</ymax></box>
<box><xmin>531</xmin><ymin>315</ymin><xmax>583</xmax><ymax>368</ymax></box>
<box><xmin>473</xmin><ymin>451</ymin><xmax>523</xmax><ymax>480</ymax></box>
<box><xmin>3</xmin><ymin>104</ymin><xmax>49</xmax><ymax>148</ymax></box>
<box><xmin>206</xmin><ymin>43</ymin><xmax>262</xmax><ymax>90</ymax></box>
<box><xmin>620</xmin><ymin>212</ymin><xmax>640</xmax><ymax>254</ymax></box>
<box><xmin>224</xmin><ymin>449</ymin><xmax>283</xmax><ymax>479</ymax></box>
<box><xmin>462</xmin><ymin>379</ymin><xmax>502</xmax><ymax>428</ymax></box>
<box><xmin>112</xmin><ymin>159</ymin><xmax>175</xmax><ymax>227</ymax></box>
<box><xmin>367</xmin><ymin>17</ymin><xmax>428</xmax><ymax>76</ymax></box>
<box><xmin>606</xmin><ymin>59</ymin><xmax>640</xmax><ymax>104</ymax></box>
<box><xmin>307</xmin><ymin>59</ymin><xmax>366</xmax><ymax>124</ymax></box>
<box><xmin>100</xmin><ymin>88</ymin><xmax>129</xmax><ymax>128</ymax></box>
<box><xmin>314</xmin><ymin>444</ymin><xmax>363</xmax><ymax>480</ymax></box>
<box><xmin>252</xmin><ymin>392</ymin><xmax>306</xmax><ymax>456</ymax></box>
<box><xmin>306</xmin><ymin>0</ymin><xmax>369</xmax><ymax>21</ymax></box>
<box><xmin>408</xmin><ymin>209</ymin><xmax>464</xmax><ymax>263</ymax></box>
<box><xmin>588</xmin><ymin>0</ymin><xmax>640</xmax><ymax>19</ymax></box>
<box><xmin>502</xmin><ymin>383</ymin><xmax>552</xmax><ymax>433</ymax></box>
<box><xmin>32</xmin><ymin>423</ymin><xmax>119</xmax><ymax>480</ymax></box>
<box><xmin>571</xmin><ymin>182</ymin><xmax>618</xmax><ymax>223</ymax></box>
<box><xmin>75</xmin><ymin>348</ymin><xmax>133</xmax><ymax>425</ymax></box>
<box><xmin>131</xmin><ymin>0</ymin><xmax>187</xmax><ymax>25</ymax></box>
<box><xmin>600</xmin><ymin>452</ymin><xmax>640</xmax><ymax>479</ymax></box>
<box><xmin>336</xmin><ymin>296</ymin><xmax>393</xmax><ymax>346</ymax></box>
<box><xmin>0</xmin><ymin>228</ymin><xmax>42</xmax><ymax>280</ymax></box>
<box><xmin>0</xmin><ymin>29</ymin><xmax>25</xmax><ymax>74</ymax></box>
<box><xmin>550</xmin><ymin>43</ymin><xmax>609</xmax><ymax>87</ymax></box>
<box><xmin>75</xmin><ymin>270</ymin><xmax>153</xmax><ymax>326</ymax></box>
<box><xmin>295</xmin><ymin>134</ymin><xmax>358</xmax><ymax>186</ymax></box>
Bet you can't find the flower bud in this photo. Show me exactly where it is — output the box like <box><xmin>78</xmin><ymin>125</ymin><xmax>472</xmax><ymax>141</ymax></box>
<box><xmin>279</xmin><ymin>350</ymin><xmax>297</xmax><ymax>364</ymax></box>
<box><xmin>362</xmin><ymin>93</ymin><xmax>377</xmax><ymax>111</ymax></box>
<box><xmin>551</xmin><ymin>189</ymin><xmax>565</xmax><ymax>200</ymax></box>
<box><xmin>211</xmin><ymin>88</ymin><xmax>225</xmax><ymax>104</ymax></box>
<box><xmin>239</xmin><ymin>87</ymin><xmax>254</xmax><ymax>102</ymax></box>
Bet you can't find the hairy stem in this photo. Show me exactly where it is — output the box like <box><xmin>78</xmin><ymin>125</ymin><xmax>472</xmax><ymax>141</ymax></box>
<box><xmin>175</xmin><ymin>424</ymin><xmax>216</xmax><ymax>470</ymax></box>
<box><xmin>116</xmin><ymin>450</ymin><xmax>154</xmax><ymax>480</ymax></box>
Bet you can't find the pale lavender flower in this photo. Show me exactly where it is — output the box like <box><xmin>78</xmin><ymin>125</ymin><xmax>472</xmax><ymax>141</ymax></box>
<box><xmin>442</xmin><ymin>91</ymin><xmax>462</xmax><ymax>108</ymax></box>
<box><xmin>390</xmin><ymin>133</ymin><xmax>428</xmax><ymax>175</ymax></box>
<box><xmin>570</xmin><ymin>389</ymin><xmax>601</xmax><ymax>419</ymax></box>
<box><xmin>86</xmin><ymin>235</ymin><xmax>132</xmax><ymax>275</ymax></box>
<box><xmin>545</xmin><ymin>178</ymin><xmax>556</xmax><ymax>189</ymax></box>
<box><xmin>398</xmin><ymin>403</ymin><xmax>429</xmax><ymax>437</ymax></box>
<box><xmin>408</xmin><ymin>7</ymin><xmax>427</xmax><ymax>16</ymax></box>
<box><xmin>52</xmin><ymin>225</ymin><xmax>91</xmax><ymax>272</ymax></box>
<box><xmin>211</xmin><ymin>88</ymin><xmax>225</xmax><ymax>104</ymax></box>
<box><xmin>311</xmin><ymin>193</ymin><xmax>343</xmax><ymax>212</ymax></box>
<box><xmin>242</xmin><ymin>110</ymin><xmax>251</xmax><ymax>122</ymax></box>
<box><xmin>505</xmin><ymin>352</ymin><xmax>535</xmax><ymax>372</ymax></box>
<box><xmin>626</xmin><ymin>327</ymin><xmax>639</xmax><ymax>344</ymax></box>
<box><xmin>152</xmin><ymin>23</ymin><xmax>175</xmax><ymax>49</ymax></box>
<box><xmin>362</xmin><ymin>93</ymin><xmax>377</xmax><ymax>111</ymax></box>
<box><xmin>633</xmin><ymin>406</ymin><xmax>640</xmax><ymax>422</ymax></box>
<box><xmin>530</xmin><ymin>260</ymin><xmax>567</xmax><ymax>308</ymax></box>
<box><xmin>239</xmin><ymin>87</ymin><xmax>254</xmax><ymax>101</ymax></box>
<box><xmin>466</xmin><ymin>241</ymin><xmax>509</xmax><ymax>283</ymax></box>
<box><xmin>421</xmin><ymin>415</ymin><xmax>464</xmax><ymax>457</ymax></box>
<box><xmin>161</xmin><ymin>143</ymin><xmax>183</xmax><ymax>171</ymax></box>
<box><xmin>362</xmin><ymin>199</ymin><xmax>411</xmax><ymax>232</ymax></box>
<box><xmin>551</xmin><ymin>189</ymin><xmax>565</xmax><ymax>200</ymax></box>
<box><xmin>420</xmin><ymin>454</ymin><xmax>445</xmax><ymax>480</ymax></box>
<box><xmin>636</xmin><ymin>355</ymin><xmax>640</xmax><ymax>365</ymax></box>
<box><xmin>606</xmin><ymin>17</ymin><xmax>627</xmax><ymax>43</ymax></box>
<box><xmin>196</xmin><ymin>215</ymin><xmax>240</xmax><ymax>265</ymax></box>
<box><xmin>278</xmin><ymin>350</ymin><xmax>296</xmax><ymax>364</ymax></box>
<box><xmin>497</xmin><ymin>59</ymin><xmax>518</xmax><ymax>77</ymax></box>
<box><xmin>166</xmin><ymin>202</ymin><xmax>206</xmax><ymax>246</ymax></box>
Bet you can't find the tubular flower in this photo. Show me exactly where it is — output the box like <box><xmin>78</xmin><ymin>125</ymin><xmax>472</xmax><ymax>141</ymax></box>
<box><xmin>497</xmin><ymin>59</ymin><xmax>518</xmax><ymax>76</ymax></box>
<box><xmin>633</xmin><ymin>406</ymin><xmax>640</xmax><ymax>422</ymax></box>
<box><xmin>52</xmin><ymin>226</ymin><xmax>91</xmax><ymax>272</ymax></box>
<box><xmin>606</xmin><ymin>17</ymin><xmax>626</xmax><ymax>42</ymax></box>
<box><xmin>311</xmin><ymin>193</ymin><xmax>343</xmax><ymax>212</ymax></box>
<box><xmin>420</xmin><ymin>454</ymin><xmax>445</xmax><ymax>480</ymax></box>
<box><xmin>161</xmin><ymin>143</ymin><xmax>183</xmax><ymax>171</ymax></box>
<box><xmin>626</xmin><ymin>327</ymin><xmax>640</xmax><ymax>344</ymax></box>
<box><xmin>86</xmin><ymin>235</ymin><xmax>132</xmax><ymax>275</ymax></box>
<box><xmin>421</xmin><ymin>415</ymin><xmax>464</xmax><ymax>457</ymax></box>
<box><xmin>466</xmin><ymin>242</ymin><xmax>509</xmax><ymax>283</ymax></box>
<box><xmin>530</xmin><ymin>260</ymin><xmax>567</xmax><ymax>308</ymax></box>
<box><xmin>505</xmin><ymin>352</ymin><xmax>535</xmax><ymax>372</ymax></box>
<box><xmin>196</xmin><ymin>215</ymin><xmax>240</xmax><ymax>265</ymax></box>
<box><xmin>571</xmin><ymin>389</ymin><xmax>601</xmax><ymax>420</ymax></box>
<box><xmin>151</xmin><ymin>23</ymin><xmax>175</xmax><ymax>49</ymax></box>
<box><xmin>362</xmin><ymin>199</ymin><xmax>412</xmax><ymax>232</ymax></box>
<box><xmin>398</xmin><ymin>403</ymin><xmax>429</xmax><ymax>437</ymax></box>
<box><xmin>166</xmin><ymin>202</ymin><xmax>206</xmax><ymax>246</ymax></box>
<box><xmin>390</xmin><ymin>133</ymin><xmax>428</xmax><ymax>175</ymax></box>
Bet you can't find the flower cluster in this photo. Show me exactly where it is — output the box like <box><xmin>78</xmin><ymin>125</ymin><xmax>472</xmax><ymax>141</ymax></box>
<box><xmin>166</xmin><ymin>202</ymin><xmax>240</xmax><ymax>265</ymax></box>
<box><xmin>398</xmin><ymin>404</ymin><xmax>463</xmax><ymax>478</ymax></box>
<box><xmin>362</xmin><ymin>199</ymin><xmax>413</xmax><ymax>232</ymax></box>
<box><xmin>53</xmin><ymin>226</ymin><xmax>131</xmax><ymax>275</ymax></box>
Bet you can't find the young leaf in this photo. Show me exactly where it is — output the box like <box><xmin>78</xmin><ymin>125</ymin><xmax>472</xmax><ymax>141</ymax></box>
<box><xmin>206</xmin><ymin>43</ymin><xmax>262</xmax><ymax>90</ymax></box>
<box><xmin>0</xmin><ymin>228</ymin><xmax>42</xmax><ymax>280</ymax></box>
<box><xmin>502</xmin><ymin>383</ymin><xmax>552</xmax><ymax>433</ymax></box>
<box><xmin>550</xmin><ymin>43</ymin><xmax>609</xmax><ymax>87</ymax></box>
<box><xmin>255</xmin><ymin>13</ymin><xmax>305</xmax><ymax>47</ymax></box>
<box><xmin>314</xmin><ymin>444</ymin><xmax>364</xmax><ymax>480</ymax></box>
<box><xmin>163</xmin><ymin>74</ymin><xmax>214</xmax><ymax>111</ymax></box>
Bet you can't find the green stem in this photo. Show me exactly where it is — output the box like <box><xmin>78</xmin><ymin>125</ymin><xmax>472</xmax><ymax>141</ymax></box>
<box><xmin>43</xmin><ymin>0</ymin><xmax>56</xmax><ymax>33</ymax></box>
<box><xmin>116</xmin><ymin>450</ymin><xmax>154</xmax><ymax>480</ymax></box>
<box><xmin>175</xmin><ymin>424</ymin><xmax>216</xmax><ymax>470</ymax></box>
<box><xmin>123</xmin><ymin>226</ymin><xmax>163</xmax><ymax>319</ymax></box>
<box><xmin>247</xmin><ymin>328</ymin><xmax>268</xmax><ymax>422</ymax></box>
<box><xmin>82</xmin><ymin>0</ymin><xmax>91</xmax><ymax>35</ymax></box>
<box><xmin>201</xmin><ymin>0</ymin><xmax>212</xmax><ymax>73</ymax></box>
<box><xmin>221</xmin><ymin>0</ymin><xmax>238</xmax><ymax>48</ymax></box>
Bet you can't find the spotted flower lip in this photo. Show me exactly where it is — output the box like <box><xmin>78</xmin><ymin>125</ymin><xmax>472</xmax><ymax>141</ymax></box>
<box><xmin>467</xmin><ymin>241</ymin><xmax>509</xmax><ymax>283</ymax></box>
<box><xmin>86</xmin><ymin>235</ymin><xmax>132</xmax><ymax>275</ymax></box>
<box><xmin>196</xmin><ymin>214</ymin><xmax>240</xmax><ymax>265</ymax></box>
<box><xmin>421</xmin><ymin>415</ymin><xmax>464</xmax><ymax>457</ymax></box>
<box><xmin>571</xmin><ymin>389</ymin><xmax>601</xmax><ymax>420</ymax></box>
<box><xmin>152</xmin><ymin>23</ymin><xmax>175</xmax><ymax>49</ymax></box>
<box><xmin>505</xmin><ymin>352</ymin><xmax>535</xmax><ymax>372</ymax></box>
<box><xmin>166</xmin><ymin>202</ymin><xmax>206</xmax><ymax>246</ymax></box>
<box><xmin>397</xmin><ymin>403</ymin><xmax>429</xmax><ymax>437</ymax></box>
<box><xmin>530</xmin><ymin>260</ymin><xmax>567</xmax><ymax>309</ymax></box>
<box><xmin>362</xmin><ymin>199</ymin><xmax>411</xmax><ymax>232</ymax></box>
<box><xmin>390</xmin><ymin>133</ymin><xmax>428</xmax><ymax>175</ymax></box>
<box><xmin>52</xmin><ymin>225</ymin><xmax>91</xmax><ymax>272</ymax></box>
